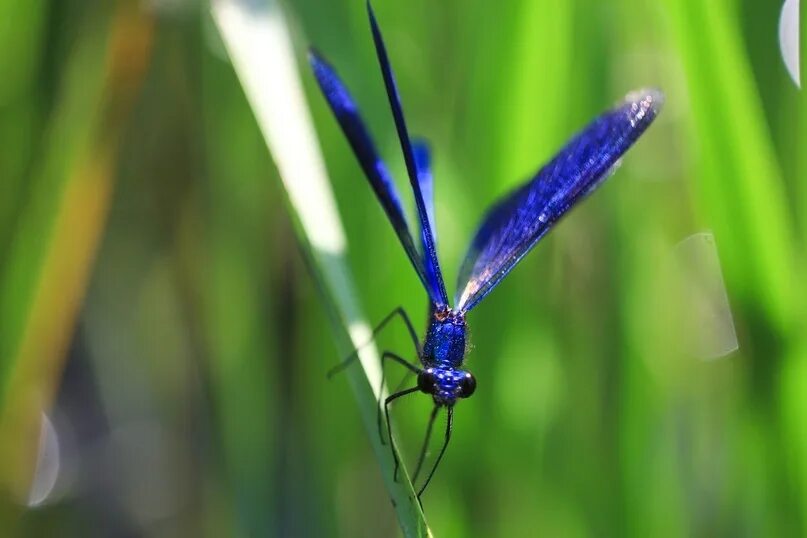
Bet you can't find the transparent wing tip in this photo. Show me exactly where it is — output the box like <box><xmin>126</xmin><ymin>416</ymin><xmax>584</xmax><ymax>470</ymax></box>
<box><xmin>623</xmin><ymin>88</ymin><xmax>665</xmax><ymax>113</ymax></box>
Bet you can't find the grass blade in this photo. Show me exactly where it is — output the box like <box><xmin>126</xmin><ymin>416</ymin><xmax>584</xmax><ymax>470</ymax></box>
<box><xmin>0</xmin><ymin>0</ymin><xmax>153</xmax><ymax>519</ymax></box>
<box><xmin>210</xmin><ymin>1</ymin><xmax>430</xmax><ymax>535</ymax></box>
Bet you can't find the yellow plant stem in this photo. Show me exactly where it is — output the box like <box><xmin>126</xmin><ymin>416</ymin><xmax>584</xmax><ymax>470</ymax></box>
<box><xmin>0</xmin><ymin>1</ymin><xmax>153</xmax><ymax>516</ymax></box>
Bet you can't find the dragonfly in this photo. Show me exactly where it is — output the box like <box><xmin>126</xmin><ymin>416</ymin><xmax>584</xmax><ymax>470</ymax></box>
<box><xmin>309</xmin><ymin>1</ymin><xmax>662</xmax><ymax>501</ymax></box>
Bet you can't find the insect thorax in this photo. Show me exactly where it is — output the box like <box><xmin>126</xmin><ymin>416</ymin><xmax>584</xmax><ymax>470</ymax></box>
<box><xmin>423</xmin><ymin>308</ymin><xmax>467</xmax><ymax>368</ymax></box>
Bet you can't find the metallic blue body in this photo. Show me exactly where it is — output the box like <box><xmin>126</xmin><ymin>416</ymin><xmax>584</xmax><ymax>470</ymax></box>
<box><xmin>422</xmin><ymin>310</ymin><xmax>470</xmax><ymax>404</ymax></box>
<box><xmin>423</xmin><ymin>310</ymin><xmax>467</xmax><ymax>368</ymax></box>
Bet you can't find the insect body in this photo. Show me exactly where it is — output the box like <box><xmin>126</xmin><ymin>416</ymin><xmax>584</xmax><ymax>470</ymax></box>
<box><xmin>419</xmin><ymin>308</ymin><xmax>473</xmax><ymax>405</ymax></box>
<box><xmin>310</xmin><ymin>1</ymin><xmax>662</xmax><ymax>500</ymax></box>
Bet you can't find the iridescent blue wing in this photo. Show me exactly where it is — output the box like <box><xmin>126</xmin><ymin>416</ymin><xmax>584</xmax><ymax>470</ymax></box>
<box><xmin>412</xmin><ymin>140</ymin><xmax>441</xmax><ymax>296</ymax></box>
<box><xmin>309</xmin><ymin>51</ymin><xmax>437</xmax><ymax>300</ymax></box>
<box><xmin>413</xmin><ymin>141</ymin><xmax>436</xmax><ymax>242</ymax></box>
<box><xmin>367</xmin><ymin>2</ymin><xmax>449</xmax><ymax>308</ymax></box>
<box><xmin>455</xmin><ymin>90</ymin><xmax>663</xmax><ymax>312</ymax></box>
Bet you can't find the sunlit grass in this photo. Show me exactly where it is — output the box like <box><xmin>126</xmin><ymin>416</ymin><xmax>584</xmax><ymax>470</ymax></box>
<box><xmin>0</xmin><ymin>0</ymin><xmax>804</xmax><ymax>536</ymax></box>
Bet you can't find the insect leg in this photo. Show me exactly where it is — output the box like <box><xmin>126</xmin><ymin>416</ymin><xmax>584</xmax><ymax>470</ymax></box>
<box><xmin>376</xmin><ymin>352</ymin><xmax>421</xmax><ymax>445</ymax></box>
<box><xmin>383</xmin><ymin>386</ymin><xmax>419</xmax><ymax>482</ymax></box>
<box><xmin>412</xmin><ymin>405</ymin><xmax>440</xmax><ymax>484</ymax></box>
<box><xmin>327</xmin><ymin>306</ymin><xmax>421</xmax><ymax>379</ymax></box>
<box><xmin>417</xmin><ymin>405</ymin><xmax>453</xmax><ymax>501</ymax></box>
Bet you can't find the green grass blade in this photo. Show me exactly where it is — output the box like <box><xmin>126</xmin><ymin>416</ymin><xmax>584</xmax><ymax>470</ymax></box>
<box><xmin>210</xmin><ymin>1</ymin><xmax>430</xmax><ymax>536</ymax></box>
<box><xmin>0</xmin><ymin>0</ymin><xmax>153</xmax><ymax>519</ymax></box>
<box><xmin>0</xmin><ymin>0</ymin><xmax>47</xmax><ymax>258</ymax></box>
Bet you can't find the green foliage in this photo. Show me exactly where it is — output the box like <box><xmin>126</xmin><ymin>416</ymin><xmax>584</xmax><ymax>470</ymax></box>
<box><xmin>0</xmin><ymin>0</ymin><xmax>804</xmax><ymax>536</ymax></box>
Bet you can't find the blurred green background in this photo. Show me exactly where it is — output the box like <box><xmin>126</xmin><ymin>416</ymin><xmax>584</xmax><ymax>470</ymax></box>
<box><xmin>0</xmin><ymin>0</ymin><xmax>805</xmax><ymax>536</ymax></box>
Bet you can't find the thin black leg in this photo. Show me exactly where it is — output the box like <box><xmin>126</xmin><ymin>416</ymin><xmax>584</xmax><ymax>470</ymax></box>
<box><xmin>412</xmin><ymin>405</ymin><xmax>440</xmax><ymax>484</ymax></box>
<box><xmin>417</xmin><ymin>406</ymin><xmax>453</xmax><ymax>501</ymax></box>
<box><xmin>327</xmin><ymin>307</ymin><xmax>422</xmax><ymax>379</ymax></box>
<box><xmin>376</xmin><ymin>352</ymin><xmax>421</xmax><ymax>445</ymax></box>
<box><xmin>384</xmin><ymin>386</ymin><xmax>419</xmax><ymax>482</ymax></box>
<box><xmin>379</xmin><ymin>369</ymin><xmax>419</xmax><ymax>443</ymax></box>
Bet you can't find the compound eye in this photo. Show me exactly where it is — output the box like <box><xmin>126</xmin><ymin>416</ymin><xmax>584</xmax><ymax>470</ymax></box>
<box><xmin>459</xmin><ymin>372</ymin><xmax>476</xmax><ymax>398</ymax></box>
<box><xmin>417</xmin><ymin>370</ymin><xmax>436</xmax><ymax>394</ymax></box>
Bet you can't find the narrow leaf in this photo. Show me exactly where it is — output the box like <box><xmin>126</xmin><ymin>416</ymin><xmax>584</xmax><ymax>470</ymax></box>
<box><xmin>210</xmin><ymin>1</ymin><xmax>430</xmax><ymax>535</ymax></box>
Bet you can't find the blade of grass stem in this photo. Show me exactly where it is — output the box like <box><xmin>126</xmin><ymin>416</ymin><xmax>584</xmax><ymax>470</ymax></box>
<box><xmin>0</xmin><ymin>0</ymin><xmax>153</xmax><ymax>519</ymax></box>
<box><xmin>210</xmin><ymin>1</ymin><xmax>430</xmax><ymax>536</ymax></box>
